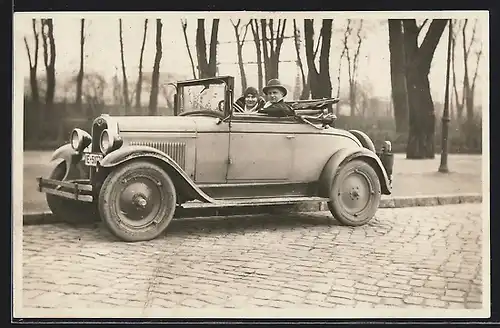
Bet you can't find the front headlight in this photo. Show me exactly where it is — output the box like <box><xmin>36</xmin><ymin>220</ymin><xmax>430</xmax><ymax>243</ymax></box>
<box><xmin>100</xmin><ymin>129</ymin><xmax>113</xmax><ymax>154</ymax></box>
<box><xmin>99</xmin><ymin>129</ymin><xmax>123</xmax><ymax>154</ymax></box>
<box><xmin>70</xmin><ymin>128</ymin><xmax>91</xmax><ymax>152</ymax></box>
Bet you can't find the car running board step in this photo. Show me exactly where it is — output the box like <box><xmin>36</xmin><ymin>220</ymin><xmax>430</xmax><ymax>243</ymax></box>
<box><xmin>180</xmin><ymin>196</ymin><xmax>330</xmax><ymax>209</ymax></box>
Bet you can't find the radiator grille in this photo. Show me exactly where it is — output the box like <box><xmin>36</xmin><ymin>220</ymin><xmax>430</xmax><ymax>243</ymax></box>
<box><xmin>129</xmin><ymin>141</ymin><xmax>186</xmax><ymax>169</ymax></box>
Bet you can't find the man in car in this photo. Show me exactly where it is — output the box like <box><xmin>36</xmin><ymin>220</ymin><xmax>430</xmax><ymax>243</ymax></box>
<box><xmin>234</xmin><ymin>86</ymin><xmax>265</xmax><ymax>113</ymax></box>
<box><xmin>258</xmin><ymin>79</ymin><xmax>294</xmax><ymax>117</ymax></box>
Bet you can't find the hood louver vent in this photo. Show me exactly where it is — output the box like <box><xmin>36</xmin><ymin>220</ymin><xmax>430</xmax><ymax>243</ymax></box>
<box><xmin>129</xmin><ymin>141</ymin><xmax>186</xmax><ymax>169</ymax></box>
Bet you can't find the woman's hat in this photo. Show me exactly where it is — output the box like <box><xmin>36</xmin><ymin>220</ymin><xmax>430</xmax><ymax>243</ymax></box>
<box><xmin>263</xmin><ymin>79</ymin><xmax>288</xmax><ymax>97</ymax></box>
<box><xmin>243</xmin><ymin>86</ymin><xmax>259</xmax><ymax>97</ymax></box>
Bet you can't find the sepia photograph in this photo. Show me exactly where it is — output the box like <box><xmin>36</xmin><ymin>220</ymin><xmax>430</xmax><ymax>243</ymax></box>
<box><xmin>13</xmin><ymin>10</ymin><xmax>489</xmax><ymax>319</ymax></box>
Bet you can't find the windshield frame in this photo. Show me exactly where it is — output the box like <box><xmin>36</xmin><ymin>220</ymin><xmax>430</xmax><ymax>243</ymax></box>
<box><xmin>173</xmin><ymin>76</ymin><xmax>234</xmax><ymax>118</ymax></box>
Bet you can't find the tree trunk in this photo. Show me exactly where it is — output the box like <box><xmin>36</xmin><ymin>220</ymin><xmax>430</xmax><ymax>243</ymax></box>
<box><xmin>305</xmin><ymin>19</ymin><xmax>332</xmax><ymax>103</ymax></box>
<box><xmin>196</xmin><ymin>19</ymin><xmax>208</xmax><ymax>78</ymax></box>
<box><xmin>260</xmin><ymin>19</ymin><xmax>271</xmax><ymax>82</ymax></box>
<box><xmin>318</xmin><ymin>19</ymin><xmax>333</xmax><ymax>110</ymax></box>
<box><xmin>136</xmin><ymin>19</ymin><xmax>148</xmax><ymax>109</ymax></box>
<box><xmin>42</xmin><ymin>19</ymin><xmax>56</xmax><ymax>107</ymax></box>
<box><xmin>293</xmin><ymin>20</ymin><xmax>309</xmax><ymax>100</ymax></box>
<box><xmin>119</xmin><ymin>19</ymin><xmax>130</xmax><ymax>110</ymax></box>
<box><xmin>250</xmin><ymin>20</ymin><xmax>264</xmax><ymax>93</ymax></box>
<box><xmin>404</xmin><ymin>19</ymin><xmax>447</xmax><ymax>159</ymax></box>
<box><xmin>232</xmin><ymin>20</ymin><xmax>249</xmax><ymax>92</ymax></box>
<box><xmin>24</xmin><ymin>19</ymin><xmax>40</xmax><ymax>104</ymax></box>
<box><xmin>181</xmin><ymin>20</ymin><xmax>197</xmax><ymax>79</ymax></box>
<box><xmin>388</xmin><ymin>19</ymin><xmax>409</xmax><ymax>133</ymax></box>
<box><xmin>149</xmin><ymin>19</ymin><xmax>162</xmax><ymax>116</ymax></box>
<box><xmin>76</xmin><ymin>19</ymin><xmax>85</xmax><ymax>110</ymax></box>
<box><xmin>207</xmin><ymin>19</ymin><xmax>219</xmax><ymax>77</ymax></box>
<box><xmin>349</xmin><ymin>83</ymin><xmax>356</xmax><ymax>116</ymax></box>
<box><xmin>304</xmin><ymin>19</ymin><xmax>320</xmax><ymax>99</ymax></box>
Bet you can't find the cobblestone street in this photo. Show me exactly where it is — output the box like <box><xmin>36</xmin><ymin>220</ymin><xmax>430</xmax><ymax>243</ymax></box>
<box><xmin>21</xmin><ymin>203</ymin><xmax>484</xmax><ymax>313</ymax></box>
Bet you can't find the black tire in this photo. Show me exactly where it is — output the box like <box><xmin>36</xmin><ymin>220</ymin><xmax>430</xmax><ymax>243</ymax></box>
<box><xmin>98</xmin><ymin>160</ymin><xmax>177</xmax><ymax>242</ymax></box>
<box><xmin>327</xmin><ymin>159</ymin><xmax>381</xmax><ymax>226</ymax></box>
<box><xmin>46</xmin><ymin>162</ymin><xmax>99</xmax><ymax>224</ymax></box>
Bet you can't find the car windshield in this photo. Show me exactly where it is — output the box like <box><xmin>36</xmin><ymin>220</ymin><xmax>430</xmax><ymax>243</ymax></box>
<box><xmin>178</xmin><ymin>83</ymin><xmax>226</xmax><ymax>114</ymax></box>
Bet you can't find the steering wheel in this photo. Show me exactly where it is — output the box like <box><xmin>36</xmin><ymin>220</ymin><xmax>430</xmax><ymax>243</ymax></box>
<box><xmin>178</xmin><ymin>110</ymin><xmax>226</xmax><ymax>119</ymax></box>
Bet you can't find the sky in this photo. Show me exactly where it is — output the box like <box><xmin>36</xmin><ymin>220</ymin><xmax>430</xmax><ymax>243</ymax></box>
<box><xmin>14</xmin><ymin>11</ymin><xmax>487</xmax><ymax>106</ymax></box>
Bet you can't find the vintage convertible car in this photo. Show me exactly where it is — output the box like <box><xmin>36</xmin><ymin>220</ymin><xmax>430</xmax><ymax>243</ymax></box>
<box><xmin>37</xmin><ymin>75</ymin><xmax>394</xmax><ymax>242</ymax></box>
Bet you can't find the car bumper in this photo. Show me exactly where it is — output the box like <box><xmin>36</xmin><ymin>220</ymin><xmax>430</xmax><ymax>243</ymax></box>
<box><xmin>37</xmin><ymin>177</ymin><xmax>94</xmax><ymax>202</ymax></box>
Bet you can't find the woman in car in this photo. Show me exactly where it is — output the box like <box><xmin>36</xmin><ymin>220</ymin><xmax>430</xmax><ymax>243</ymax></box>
<box><xmin>234</xmin><ymin>86</ymin><xmax>266</xmax><ymax>113</ymax></box>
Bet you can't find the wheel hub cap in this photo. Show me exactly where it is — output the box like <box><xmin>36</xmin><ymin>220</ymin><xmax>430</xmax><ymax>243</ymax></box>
<box><xmin>117</xmin><ymin>178</ymin><xmax>162</xmax><ymax>227</ymax></box>
<box><xmin>340</xmin><ymin>172</ymin><xmax>371</xmax><ymax>214</ymax></box>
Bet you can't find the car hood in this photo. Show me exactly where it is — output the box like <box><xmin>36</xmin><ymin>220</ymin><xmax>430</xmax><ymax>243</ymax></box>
<box><xmin>114</xmin><ymin>116</ymin><xmax>198</xmax><ymax>133</ymax></box>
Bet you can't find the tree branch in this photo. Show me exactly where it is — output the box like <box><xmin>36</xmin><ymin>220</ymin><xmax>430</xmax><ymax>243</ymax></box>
<box><xmin>471</xmin><ymin>45</ymin><xmax>483</xmax><ymax>91</ymax></box>
<box><xmin>241</xmin><ymin>21</ymin><xmax>252</xmax><ymax>47</ymax></box>
<box><xmin>24</xmin><ymin>37</ymin><xmax>33</xmax><ymax>68</ymax></box>
<box><xmin>32</xmin><ymin>19</ymin><xmax>39</xmax><ymax>69</ymax></box>
<box><xmin>466</xmin><ymin>19</ymin><xmax>478</xmax><ymax>58</ymax></box>
<box><xmin>181</xmin><ymin>19</ymin><xmax>197</xmax><ymax>79</ymax></box>
<box><xmin>417</xmin><ymin>19</ymin><xmax>429</xmax><ymax>34</ymax></box>
<box><xmin>41</xmin><ymin>20</ymin><xmax>49</xmax><ymax>69</ymax></box>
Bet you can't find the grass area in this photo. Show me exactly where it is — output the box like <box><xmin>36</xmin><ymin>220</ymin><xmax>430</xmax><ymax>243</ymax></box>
<box><xmin>21</xmin><ymin>151</ymin><xmax>482</xmax><ymax>214</ymax></box>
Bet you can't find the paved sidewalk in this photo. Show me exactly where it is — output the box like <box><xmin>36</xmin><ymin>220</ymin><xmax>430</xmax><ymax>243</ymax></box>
<box><xmin>20</xmin><ymin>204</ymin><xmax>484</xmax><ymax>315</ymax></box>
<box><xmin>22</xmin><ymin>151</ymin><xmax>482</xmax><ymax>214</ymax></box>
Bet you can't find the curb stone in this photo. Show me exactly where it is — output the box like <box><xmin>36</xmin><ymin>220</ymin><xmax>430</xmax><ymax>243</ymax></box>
<box><xmin>22</xmin><ymin>193</ymin><xmax>482</xmax><ymax>226</ymax></box>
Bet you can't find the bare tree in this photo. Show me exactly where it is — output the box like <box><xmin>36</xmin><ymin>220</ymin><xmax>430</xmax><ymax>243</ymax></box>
<box><xmin>231</xmin><ymin>19</ymin><xmax>251</xmax><ymax>92</ymax></box>
<box><xmin>41</xmin><ymin>19</ymin><xmax>56</xmax><ymax>107</ymax></box>
<box><xmin>119</xmin><ymin>19</ymin><xmax>130</xmax><ymax>110</ymax></box>
<box><xmin>304</xmin><ymin>19</ymin><xmax>333</xmax><ymax>109</ymax></box>
<box><xmin>134</xmin><ymin>19</ymin><xmax>148</xmax><ymax>109</ymax></box>
<box><xmin>461</xmin><ymin>19</ymin><xmax>482</xmax><ymax>124</ymax></box>
<box><xmin>149</xmin><ymin>19</ymin><xmax>163</xmax><ymax>115</ymax></box>
<box><xmin>181</xmin><ymin>19</ymin><xmax>197</xmax><ymax>79</ymax></box>
<box><xmin>196</xmin><ymin>19</ymin><xmax>220</xmax><ymax>78</ymax></box>
<box><xmin>75</xmin><ymin>19</ymin><xmax>85</xmax><ymax>109</ymax></box>
<box><xmin>403</xmin><ymin>19</ymin><xmax>447</xmax><ymax>159</ymax></box>
<box><xmin>335</xmin><ymin>45</ymin><xmax>347</xmax><ymax>115</ymax></box>
<box><xmin>24</xmin><ymin>19</ymin><xmax>40</xmax><ymax>104</ymax></box>
<box><xmin>341</xmin><ymin>19</ymin><xmax>365</xmax><ymax>117</ymax></box>
<box><xmin>250</xmin><ymin>19</ymin><xmax>264</xmax><ymax>93</ymax></box>
<box><xmin>260</xmin><ymin>19</ymin><xmax>287</xmax><ymax>81</ymax></box>
<box><xmin>83</xmin><ymin>73</ymin><xmax>107</xmax><ymax>117</ymax></box>
<box><xmin>292</xmin><ymin>19</ymin><xmax>309</xmax><ymax>100</ymax></box>
<box><xmin>388</xmin><ymin>19</ymin><xmax>410</xmax><ymax>132</ymax></box>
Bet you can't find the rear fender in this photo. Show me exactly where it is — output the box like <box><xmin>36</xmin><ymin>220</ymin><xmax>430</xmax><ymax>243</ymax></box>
<box><xmin>49</xmin><ymin>144</ymin><xmax>87</xmax><ymax>181</ymax></box>
<box><xmin>318</xmin><ymin>147</ymin><xmax>392</xmax><ymax>197</ymax></box>
<box><xmin>99</xmin><ymin>145</ymin><xmax>215</xmax><ymax>203</ymax></box>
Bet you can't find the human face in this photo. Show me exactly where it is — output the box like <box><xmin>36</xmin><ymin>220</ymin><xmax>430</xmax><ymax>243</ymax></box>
<box><xmin>266</xmin><ymin>88</ymin><xmax>284</xmax><ymax>103</ymax></box>
<box><xmin>245</xmin><ymin>94</ymin><xmax>258</xmax><ymax>107</ymax></box>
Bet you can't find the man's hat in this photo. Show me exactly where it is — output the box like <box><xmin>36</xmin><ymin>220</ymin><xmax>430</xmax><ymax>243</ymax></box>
<box><xmin>263</xmin><ymin>79</ymin><xmax>287</xmax><ymax>97</ymax></box>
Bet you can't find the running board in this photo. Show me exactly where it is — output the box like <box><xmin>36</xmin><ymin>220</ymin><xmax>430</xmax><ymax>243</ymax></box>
<box><xmin>180</xmin><ymin>196</ymin><xmax>330</xmax><ymax>209</ymax></box>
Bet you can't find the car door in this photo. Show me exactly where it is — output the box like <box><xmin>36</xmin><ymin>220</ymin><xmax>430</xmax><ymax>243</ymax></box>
<box><xmin>192</xmin><ymin>116</ymin><xmax>230</xmax><ymax>184</ymax></box>
<box><xmin>226</xmin><ymin>116</ymin><xmax>295</xmax><ymax>182</ymax></box>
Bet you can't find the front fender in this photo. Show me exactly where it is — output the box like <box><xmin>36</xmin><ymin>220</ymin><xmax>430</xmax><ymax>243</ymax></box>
<box><xmin>318</xmin><ymin>147</ymin><xmax>392</xmax><ymax>197</ymax></box>
<box><xmin>349</xmin><ymin>130</ymin><xmax>376</xmax><ymax>153</ymax></box>
<box><xmin>99</xmin><ymin>145</ymin><xmax>215</xmax><ymax>204</ymax></box>
<box><xmin>49</xmin><ymin>144</ymin><xmax>85</xmax><ymax>181</ymax></box>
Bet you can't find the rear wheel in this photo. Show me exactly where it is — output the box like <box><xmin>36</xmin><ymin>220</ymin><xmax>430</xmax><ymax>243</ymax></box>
<box><xmin>98</xmin><ymin>160</ymin><xmax>177</xmax><ymax>242</ymax></box>
<box><xmin>327</xmin><ymin>159</ymin><xmax>381</xmax><ymax>226</ymax></box>
<box><xmin>46</xmin><ymin>162</ymin><xmax>99</xmax><ymax>223</ymax></box>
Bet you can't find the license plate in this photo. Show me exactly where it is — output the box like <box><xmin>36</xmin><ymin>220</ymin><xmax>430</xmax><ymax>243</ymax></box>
<box><xmin>84</xmin><ymin>153</ymin><xmax>103</xmax><ymax>167</ymax></box>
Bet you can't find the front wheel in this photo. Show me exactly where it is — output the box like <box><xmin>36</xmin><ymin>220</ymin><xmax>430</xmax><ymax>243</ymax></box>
<box><xmin>327</xmin><ymin>159</ymin><xmax>381</xmax><ymax>226</ymax></box>
<box><xmin>98</xmin><ymin>160</ymin><xmax>177</xmax><ymax>242</ymax></box>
